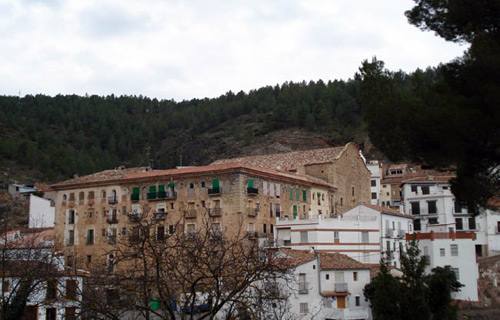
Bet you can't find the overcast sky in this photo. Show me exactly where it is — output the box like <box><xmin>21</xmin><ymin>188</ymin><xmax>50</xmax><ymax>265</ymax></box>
<box><xmin>0</xmin><ymin>0</ymin><xmax>466</xmax><ymax>101</ymax></box>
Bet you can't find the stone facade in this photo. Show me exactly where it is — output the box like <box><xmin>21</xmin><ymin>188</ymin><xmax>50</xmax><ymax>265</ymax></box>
<box><xmin>51</xmin><ymin>164</ymin><xmax>336</xmax><ymax>267</ymax></box>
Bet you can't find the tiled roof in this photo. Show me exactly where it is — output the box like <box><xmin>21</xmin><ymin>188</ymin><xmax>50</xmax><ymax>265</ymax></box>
<box><xmin>124</xmin><ymin>163</ymin><xmax>334</xmax><ymax>188</ymax></box>
<box><xmin>402</xmin><ymin>174</ymin><xmax>454</xmax><ymax>184</ymax></box>
<box><xmin>388</xmin><ymin>164</ymin><xmax>409</xmax><ymax>170</ymax></box>
<box><xmin>52</xmin><ymin>164</ymin><xmax>335</xmax><ymax>190</ymax></box>
<box><xmin>319</xmin><ymin>252</ymin><xmax>369</xmax><ymax>270</ymax></box>
<box><xmin>275</xmin><ymin>249</ymin><xmax>317</xmax><ymax>268</ymax></box>
<box><xmin>9</xmin><ymin>228</ymin><xmax>54</xmax><ymax>248</ymax></box>
<box><xmin>51</xmin><ymin>167</ymin><xmax>150</xmax><ymax>188</ymax></box>
<box><xmin>211</xmin><ymin>144</ymin><xmax>349</xmax><ymax>171</ymax></box>
<box><xmin>363</xmin><ymin>204</ymin><xmax>412</xmax><ymax>218</ymax></box>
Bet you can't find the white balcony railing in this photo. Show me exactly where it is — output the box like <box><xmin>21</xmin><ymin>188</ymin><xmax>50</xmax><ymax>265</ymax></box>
<box><xmin>334</xmin><ymin>282</ymin><xmax>348</xmax><ymax>292</ymax></box>
<box><xmin>326</xmin><ymin>307</ymin><xmax>370</xmax><ymax>320</ymax></box>
<box><xmin>298</xmin><ymin>282</ymin><xmax>309</xmax><ymax>294</ymax></box>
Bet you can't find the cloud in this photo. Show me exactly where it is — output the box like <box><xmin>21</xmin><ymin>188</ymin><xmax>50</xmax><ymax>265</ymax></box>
<box><xmin>0</xmin><ymin>0</ymin><xmax>466</xmax><ymax>101</ymax></box>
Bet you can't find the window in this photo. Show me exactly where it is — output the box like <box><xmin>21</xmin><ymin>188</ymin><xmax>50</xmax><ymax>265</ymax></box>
<box><xmin>69</xmin><ymin>193</ymin><xmax>75</xmax><ymax>201</ymax></box>
<box><xmin>270</xmin><ymin>224</ymin><xmax>274</xmax><ymax>234</ymax></box>
<box><xmin>65</xmin><ymin>307</ymin><xmax>77</xmax><ymax>320</ymax></box>
<box><xmin>101</xmin><ymin>190</ymin><xmax>106</xmax><ymax>199</ymax></box>
<box><xmin>355</xmin><ymin>295</ymin><xmax>361</xmax><ymax>306</ymax></box>
<box><xmin>46</xmin><ymin>308</ymin><xmax>57</xmax><ymax>320</ymax></box>
<box><xmin>428</xmin><ymin>218</ymin><xmax>438</xmax><ymax>225</ymax></box>
<box><xmin>300</xmin><ymin>231</ymin><xmax>308</xmax><ymax>243</ymax></box>
<box><xmin>453</xmin><ymin>268</ymin><xmax>460</xmax><ymax>280</ymax></box>
<box><xmin>62</xmin><ymin>194</ymin><xmax>67</xmax><ymax>201</ymax></box>
<box><xmin>440</xmin><ymin>248</ymin><xmax>445</xmax><ymax>256</ymax></box>
<box><xmin>79</xmin><ymin>192</ymin><xmax>84</xmax><ymax>200</ymax></box>
<box><xmin>421</xmin><ymin>186</ymin><xmax>430</xmax><ymax>194</ymax></box>
<box><xmin>88</xmin><ymin>191</ymin><xmax>94</xmax><ymax>199</ymax></box>
<box><xmin>275</xmin><ymin>204</ymin><xmax>281</xmax><ymax>218</ymax></box>
<box><xmin>300</xmin><ymin>303</ymin><xmax>309</xmax><ymax>314</ymax></box>
<box><xmin>88</xmin><ymin>208</ymin><xmax>94</xmax><ymax>218</ymax></box>
<box><xmin>46</xmin><ymin>280</ymin><xmax>57</xmax><ymax>299</ymax></box>
<box><xmin>169</xmin><ymin>225</ymin><xmax>175</xmax><ymax>235</ymax></box>
<box><xmin>411</xmin><ymin>202</ymin><xmax>420</xmax><ymax>215</ymax></box>
<box><xmin>157</xmin><ymin>226</ymin><xmax>165</xmax><ymax>241</ymax></box>
<box><xmin>68</xmin><ymin>210</ymin><xmax>75</xmax><ymax>224</ymax></box>
<box><xmin>371</xmin><ymin>180</ymin><xmax>376</xmax><ymax>187</ymax></box>
<box><xmin>263</xmin><ymin>224</ymin><xmax>267</xmax><ymax>234</ymax></box>
<box><xmin>469</xmin><ymin>217</ymin><xmax>476</xmax><ymax>230</ymax></box>
<box><xmin>187</xmin><ymin>223</ymin><xmax>196</xmax><ymax>234</ymax></box>
<box><xmin>455</xmin><ymin>218</ymin><xmax>463</xmax><ymax>230</ymax></box>
<box><xmin>451</xmin><ymin>244</ymin><xmax>459</xmax><ymax>256</ymax></box>
<box><xmin>269</xmin><ymin>203</ymin><xmax>273</xmax><ymax>217</ymax></box>
<box><xmin>290</xmin><ymin>187</ymin><xmax>294</xmax><ymax>200</ymax></box>
<box><xmin>296</xmin><ymin>189</ymin><xmax>300</xmax><ymax>201</ymax></box>
<box><xmin>428</xmin><ymin>201</ymin><xmax>437</xmax><ymax>214</ymax></box>
<box><xmin>353</xmin><ymin>272</ymin><xmax>358</xmax><ymax>281</ymax></box>
<box><xmin>86</xmin><ymin>229</ymin><xmax>94</xmax><ymax>245</ymax></box>
<box><xmin>326</xmin><ymin>274</ymin><xmax>329</xmax><ymax>280</ymax></box>
<box><xmin>371</xmin><ymin>192</ymin><xmax>377</xmax><ymax>199</ymax></box>
<box><xmin>302</xmin><ymin>189</ymin><xmax>307</xmax><ymax>201</ymax></box>
<box><xmin>454</xmin><ymin>201</ymin><xmax>462</xmax><ymax>213</ymax></box>
<box><xmin>2</xmin><ymin>280</ymin><xmax>10</xmax><ymax>292</ymax></box>
<box><xmin>68</xmin><ymin>230</ymin><xmax>74</xmax><ymax>246</ymax></box>
<box><xmin>66</xmin><ymin>280</ymin><xmax>78</xmax><ymax>300</ymax></box>
<box><xmin>352</xmin><ymin>187</ymin><xmax>355</xmax><ymax>196</ymax></box>
<box><xmin>121</xmin><ymin>227</ymin><xmax>127</xmax><ymax>235</ymax></box>
<box><xmin>361</xmin><ymin>231</ymin><xmax>369</xmax><ymax>243</ymax></box>
<box><xmin>334</xmin><ymin>231</ymin><xmax>339</xmax><ymax>241</ymax></box>
<box><xmin>411</xmin><ymin>185</ymin><xmax>417</xmax><ymax>192</ymax></box>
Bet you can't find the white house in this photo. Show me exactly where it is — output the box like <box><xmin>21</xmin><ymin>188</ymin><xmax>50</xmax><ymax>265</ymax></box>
<box><xmin>29</xmin><ymin>194</ymin><xmax>55</xmax><ymax>228</ymax></box>
<box><xmin>275</xmin><ymin>205</ymin><xmax>413</xmax><ymax>268</ymax></box>
<box><xmin>266</xmin><ymin>249</ymin><xmax>372</xmax><ymax>320</ymax></box>
<box><xmin>407</xmin><ymin>226</ymin><xmax>479</xmax><ymax>303</ymax></box>
<box><xmin>367</xmin><ymin>161</ymin><xmax>381</xmax><ymax>206</ymax></box>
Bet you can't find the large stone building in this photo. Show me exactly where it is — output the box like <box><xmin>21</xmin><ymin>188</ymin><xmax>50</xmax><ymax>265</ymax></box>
<box><xmin>51</xmin><ymin>143</ymin><xmax>369</xmax><ymax>268</ymax></box>
<box><xmin>212</xmin><ymin>142</ymin><xmax>371</xmax><ymax>214</ymax></box>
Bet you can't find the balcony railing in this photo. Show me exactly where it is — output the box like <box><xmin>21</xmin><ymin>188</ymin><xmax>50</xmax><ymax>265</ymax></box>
<box><xmin>246</xmin><ymin>231</ymin><xmax>256</xmax><ymax>239</ymax></box>
<box><xmin>334</xmin><ymin>282</ymin><xmax>348</xmax><ymax>293</ymax></box>
<box><xmin>398</xmin><ymin>230</ymin><xmax>406</xmax><ymax>238</ymax></box>
<box><xmin>208</xmin><ymin>187</ymin><xmax>221</xmax><ymax>196</ymax></box>
<box><xmin>247</xmin><ymin>207</ymin><xmax>258</xmax><ymax>217</ymax></box>
<box><xmin>147</xmin><ymin>192</ymin><xmax>157</xmax><ymax>200</ymax></box>
<box><xmin>128</xmin><ymin>212</ymin><xmax>141</xmax><ymax>222</ymax></box>
<box><xmin>184</xmin><ymin>209</ymin><xmax>197</xmax><ymax>219</ymax></box>
<box><xmin>154</xmin><ymin>212</ymin><xmax>167</xmax><ymax>220</ymax></box>
<box><xmin>326</xmin><ymin>308</ymin><xmax>370</xmax><ymax>320</ymax></box>
<box><xmin>299</xmin><ymin>282</ymin><xmax>309</xmax><ymax>294</ymax></box>
<box><xmin>157</xmin><ymin>191</ymin><xmax>167</xmax><ymax>199</ymax></box>
<box><xmin>107</xmin><ymin>215</ymin><xmax>118</xmax><ymax>224</ymax></box>
<box><xmin>209</xmin><ymin>208</ymin><xmax>222</xmax><ymax>217</ymax></box>
<box><xmin>247</xmin><ymin>187</ymin><xmax>259</xmax><ymax>195</ymax></box>
<box><xmin>130</xmin><ymin>193</ymin><xmax>140</xmax><ymax>202</ymax></box>
<box><xmin>108</xmin><ymin>196</ymin><xmax>118</xmax><ymax>204</ymax></box>
<box><xmin>385</xmin><ymin>229</ymin><xmax>395</xmax><ymax>238</ymax></box>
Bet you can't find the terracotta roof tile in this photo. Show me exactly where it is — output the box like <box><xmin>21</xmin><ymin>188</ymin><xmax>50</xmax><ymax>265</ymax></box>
<box><xmin>275</xmin><ymin>249</ymin><xmax>317</xmax><ymax>268</ymax></box>
<box><xmin>319</xmin><ymin>252</ymin><xmax>369</xmax><ymax>270</ymax></box>
<box><xmin>211</xmin><ymin>145</ymin><xmax>349</xmax><ymax>171</ymax></box>
<box><xmin>362</xmin><ymin>204</ymin><xmax>412</xmax><ymax>218</ymax></box>
<box><xmin>51</xmin><ymin>167</ymin><xmax>150</xmax><ymax>188</ymax></box>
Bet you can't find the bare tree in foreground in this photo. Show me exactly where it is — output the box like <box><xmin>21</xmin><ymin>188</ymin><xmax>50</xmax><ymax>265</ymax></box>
<box><xmin>79</xmin><ymin>205</ymin><xmax>295</xmax><ymax>320</ymax></box>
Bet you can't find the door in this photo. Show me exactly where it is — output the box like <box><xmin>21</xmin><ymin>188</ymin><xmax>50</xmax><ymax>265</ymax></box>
<box><xmin>337</xmin><ymin>296</ymin><xmax>346</xmax><ymax>309</ymax></box>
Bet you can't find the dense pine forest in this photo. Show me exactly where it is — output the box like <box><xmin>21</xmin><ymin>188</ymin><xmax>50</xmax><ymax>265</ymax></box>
<box><xmin>0</xmin><ymin>67</ymin><xmax>439</xmax><ymax>182</ymax></box>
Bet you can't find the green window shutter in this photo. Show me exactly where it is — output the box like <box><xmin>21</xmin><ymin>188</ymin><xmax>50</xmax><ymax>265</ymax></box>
<box><xmin>132</xmin><ymin>187</ymin><xmax>139</xmax><ymax>194</ymax></box>
<box><xmin>149</xmin><ymin>186</ymin><xmax>157</xmax><ymax>193</ymax></box>
<box><xmin>248</xmin><ymin>179</ymin><xmax>254</xmax><ymax>188</ymax></box>
<box><xmin>296</xmin><ymin>189</ymin><xmax>300</xmax><ymax>201</ymax></box>
<box><xmin>213</xmin><ymin>179</ymin><xmax>219</xmax><ymax>188</ymax></box>
<box><xmin>158</xmin><ymin>185</ymin><xmax>165</xmax><ymax>192</ymax></box>
<box><xmin>293</xmin><ymin>205</ymin><xmax>297</xmax><ymax>218</ymax></box>
<box><xmin>290</xmin><ymin>188</ymin><xmax>294</xmax><ymax>201</ymax></box>
<box><xmin>168</xmin><ymin>183</ymin><xmax>175</xmax><ymax>187</ymax></box>
<box><xmin>303</xmin><ymin>190</ymin><xmax>307</xmax><ymax>202</ymax></box>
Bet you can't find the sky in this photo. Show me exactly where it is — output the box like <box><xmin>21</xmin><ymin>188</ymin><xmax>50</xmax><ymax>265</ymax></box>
<box><xmin>0</xmin><ymin>0</ymin><xmax>467</xmax><ymax>101</ymax></box>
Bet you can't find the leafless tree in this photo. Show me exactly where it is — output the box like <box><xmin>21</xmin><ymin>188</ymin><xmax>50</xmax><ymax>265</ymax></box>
<box><xmin>79</xmin><ymin>204</ymin><xmax>294</xmax><ymax>320</ymax></box>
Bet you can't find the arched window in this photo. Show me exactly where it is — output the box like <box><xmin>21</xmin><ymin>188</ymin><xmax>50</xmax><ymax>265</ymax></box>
<box><xmin>101</xmin><ymin>190</ymin><xmax>106</xmax><ymax>199</ymax></box>
<box><xmin>63</xmin><ymin>194</ymin><xmax>67</xmax><ymax>201</ymax></box>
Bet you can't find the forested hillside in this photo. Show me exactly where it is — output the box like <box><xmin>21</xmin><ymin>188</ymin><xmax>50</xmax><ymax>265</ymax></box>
<box><xmin>0</xmin><ymin>67</ymin><xmax>439</xmax><ymax>183</ymax></box>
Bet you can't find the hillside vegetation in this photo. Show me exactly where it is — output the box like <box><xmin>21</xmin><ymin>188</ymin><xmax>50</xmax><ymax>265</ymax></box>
<box><xmin>0</xmin><ymin>67</ymin><xmax>439</xmax><ymax>183</ymax></box>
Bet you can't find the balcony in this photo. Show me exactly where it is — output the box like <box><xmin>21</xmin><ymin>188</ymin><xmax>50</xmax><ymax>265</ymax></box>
<box><xmin>107</xmin><ymin>215</ymin><xmax>118</xmax><ymax>224</ymax></box>
<box><xmin>299</xmin><ymin>282</ymin><xmax>309</xmax><ymax>294</ymax></box>
<box><xmin>154</xmin><ymin>212</ymin><xmax>167</xmax><ymax>220</ymax></box>
<box><xmin>184</xmin><ymin>209</ymin><xmax>197</xmax><ymax>219</ymax></box>
<box><xmin>398</xmin><ymin>230</ymin><xmax>406</xmax><ymax>238</ymax></box>
<box><xmin>334</xmin><ymin>282</ymin><xmax>348</xmax><ymax>293</ymax></box>
<box><xmin>208</xmin><ymin>187</ymin><xmax>221</xmax><ymax>196</ymax></box>
<box><xmin>128</xmin><ymin>212</ymin><xmax>141</xmax><ymax>222</ymax></box>
<box><xmin>385</xmin><ymin>229</ymin><xmax>395</xmax><ymax>238</ymax></box>
<box><xmin>326</xmin><ymin>308</ymin><xmax>370</xmax><ymax>320</ymax></box>
<box><xmin>108</xmin><ymin>196</ymin><xmax>118</xmax><ymax>204</ymax></box>
<box><xmin>247</xmin><ymin>207</ymin><xmax>258</xmax><ymax>217</ymax></box>
<box><xmin>209</xmin><ymin>208</ymin><xmax>222</xmax><ymax>217</ymax></box>
<box><xmin>246</xmin><ymin>231</ymin><xmax>257</xmax><ymax>239</ymax></box>
<box><xmin>147</xmin><ymin>192</ymin><xmax>157</xmax><ymax>200</ymax></box>
<box><xmin>247</xmin><ymin>187</ymin><xmax>259</xmax><ymax>195</ymax></box>
<box><xmin>157</xmin><ymin>191</ymin><xmax>167</xmax><ymax>199</ymax></box>
<box><xmin>130</xmin><ymin>193</ymin><xmax>140</xmax><ymax>202</ymax></box>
